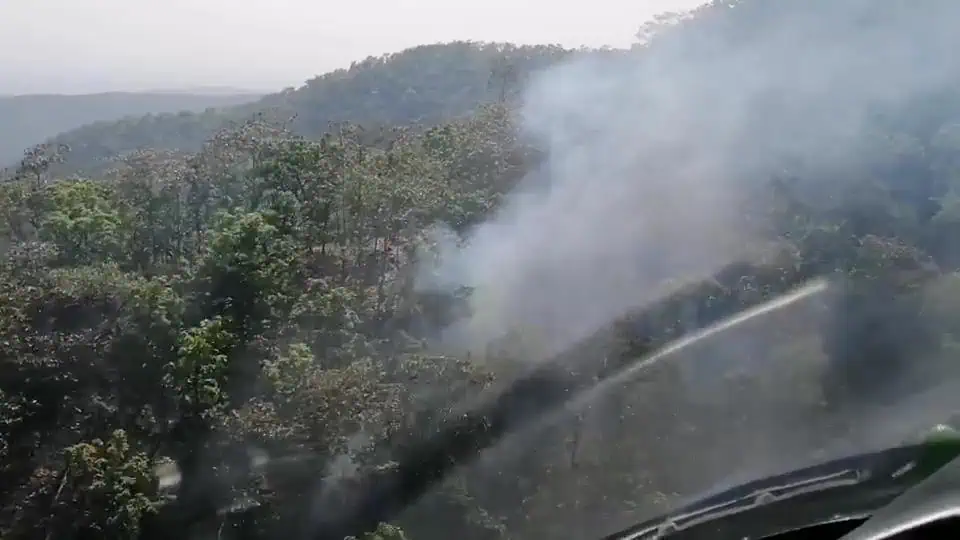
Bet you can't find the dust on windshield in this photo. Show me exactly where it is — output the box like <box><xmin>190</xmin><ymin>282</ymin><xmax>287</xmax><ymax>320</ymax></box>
<box><xmin>8</xmin><ymin>1</ymin><xmax>960</xmax><ymax>540</ymax></box>
<box><xmin>401</xmin><ymin>272</ymin><xmax>960</xmax><ymax>540</ymax></box>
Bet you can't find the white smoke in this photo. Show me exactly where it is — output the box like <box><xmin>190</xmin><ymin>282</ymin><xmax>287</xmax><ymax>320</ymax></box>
<box><xmin>418</xmin><ymin>0</ymin><xmax>960</xmax><ymax>362</ymax></box>
<box><xmin>424</xmin><ymin>48</ymin><xmax>754</xmax><ymax>358</ymax></box>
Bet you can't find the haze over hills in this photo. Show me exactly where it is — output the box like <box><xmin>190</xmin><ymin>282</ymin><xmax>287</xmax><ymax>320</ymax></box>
<box><xmin>0</xmin><ymin>87</ymin><xmax>264</xmax><ymax>98</ymax></box>
<box><xmin>16</xmin><ymin>41</ymin><xmax>576</xmax><ymax>173</ymax></box>
<box><xmin>136</xmin><ymin>86</ymin><xmax>268</xmax><ymax>95</ymax></box>
<box><xmin>0</xmin><ymin>90</ymin><xmax>264</xmax><ymax>165</ymax></box>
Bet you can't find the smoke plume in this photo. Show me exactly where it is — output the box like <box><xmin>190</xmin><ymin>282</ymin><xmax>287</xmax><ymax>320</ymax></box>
<box><xmin>404</xmin><ymin>2</ymin><xmax>960</xmax><ymax>532</ymax></box>
<box><xmin>419</xmin><ymin>0</ymin><xmax>960</xmax><ymax>363</ymax></box>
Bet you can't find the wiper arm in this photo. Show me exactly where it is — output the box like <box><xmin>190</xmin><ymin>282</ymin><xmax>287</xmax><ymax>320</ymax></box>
<box><xmin>307</xmin><ymin>280</ymin><xmax>829</xmax><ymax>540</ymax></box>
<box><xmin>662</xmin><ymin>469</ymin><xmax>866</xmax><ymax>533</ymax></box>
<box><xmin>303</xmin><ymin>280</ymin><xmax>829</xmax><ymax>540</ymax></box>
<box><xmin>621</xmin><ymin>468</ymin><xmax>868</xmax><ymax>540</ymax></box>
<box><xmin>605</xmin><ymin>433</ymin><xmax>960</xmax><ymax>540</ymax></box>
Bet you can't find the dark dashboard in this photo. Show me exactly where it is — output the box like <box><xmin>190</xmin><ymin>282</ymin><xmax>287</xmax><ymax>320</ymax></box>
<box><xmin>601</xmin><ymin>439</ymin><xmax>960</xmax><ymax>540</ymax></box>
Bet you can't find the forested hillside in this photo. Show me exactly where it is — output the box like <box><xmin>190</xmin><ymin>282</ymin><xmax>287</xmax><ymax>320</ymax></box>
<box><xmin>0</xmin><ymin>91</ymin><xmax>262</xmax><ymax>166</ymax></box>
<box><xmin>4</xmin><ymin>1</ymin><xmax>960</xmax><ymax>540</ymax></box>
<box><xmin>31</xmin><ymin>42</ymin><xmax>573</xmax><ymax>174</ymax></box>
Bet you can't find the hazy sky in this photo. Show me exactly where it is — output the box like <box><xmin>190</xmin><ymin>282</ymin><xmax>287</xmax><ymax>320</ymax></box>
<box><xmin>0</xmin><ymin>0</ymin><xmax>704</xmax><ymax>95</ymax></box>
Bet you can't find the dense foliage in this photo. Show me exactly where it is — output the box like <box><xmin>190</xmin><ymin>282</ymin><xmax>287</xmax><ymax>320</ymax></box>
<box><xmin>4</xmin><ymin>1</ymin><xmax>960</xmax><ymax>539</ymax></box>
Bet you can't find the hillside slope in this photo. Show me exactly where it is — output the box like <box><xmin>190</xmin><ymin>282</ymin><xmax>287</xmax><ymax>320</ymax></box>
<box><xmin>0</xmin><ymin>91</ymin><xmax>262</xmax><ymax>165</ymax></box>
<box><xmin>35</xmin><ymin>42</ymin><xmax>574</xmax><ymax>173</ymax></box>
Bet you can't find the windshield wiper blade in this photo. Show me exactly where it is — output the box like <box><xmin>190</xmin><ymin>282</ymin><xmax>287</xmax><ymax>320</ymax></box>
<box><xmin>304</xmin><ymin>280</ymin><xmax>831</xmax><ymax>540</ymax></box>
<box><xmin>620</xmin><ymin>468</ymin><xmax>868</xmax><ymax>540</ymax></box>
<box><xmin>603</xmin><ymin>439</ymin><xmax>960</xmax><ymax>540</ymax></box>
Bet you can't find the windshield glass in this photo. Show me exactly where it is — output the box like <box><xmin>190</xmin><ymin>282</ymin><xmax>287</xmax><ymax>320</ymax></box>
<box><xmin>399</xmin><ymin>273</ymin><xmax>960</xmax><ymax>540</ymax></box>
<box><xmin>12</xmin><ymin>1</ymin><xmax>960</xmax><ymax>540</ymax></box>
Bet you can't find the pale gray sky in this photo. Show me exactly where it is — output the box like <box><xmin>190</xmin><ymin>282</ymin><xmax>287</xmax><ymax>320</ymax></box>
<box><xmin>0</xmin><ymin>0</ymin><xmax>704</xmax><ymax>95</ymax></box>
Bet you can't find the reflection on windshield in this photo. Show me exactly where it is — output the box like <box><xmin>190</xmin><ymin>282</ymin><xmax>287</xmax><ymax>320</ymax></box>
<box><xmin>401</xmin><ymin>274</ymin><xmax>960</xmax><ymax>540</ymax></box>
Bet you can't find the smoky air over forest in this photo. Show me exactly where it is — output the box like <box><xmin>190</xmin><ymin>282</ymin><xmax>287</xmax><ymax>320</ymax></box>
<box><xmin>419</xmin><ymin>0</ymin><xmax>960</xmax><ymax>362</ymax></box>
<box><xmin>399</xmin><ymin>4</ymin><xmax>960</xmax><ymax>532</ymax></box>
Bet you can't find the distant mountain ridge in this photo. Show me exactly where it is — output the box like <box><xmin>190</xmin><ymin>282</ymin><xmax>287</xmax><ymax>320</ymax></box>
<box><xmin>22</xmin><ymin>41</ymin><xmax>576</xmax><ymax>174</ymax></box>
<box><xmin>0</xmin><ymin>91</ymin><xmax>264</xmax><ymax>165</ymax></box>
<box><xmin>138</xmin><ymin>86</ymin><xmax>268</xmax><ymax>96</ymax></box>
<box><xmin>2</xmin><ymin>89</ymin><xmax>262</xmax><ymax>98</ymax></box>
